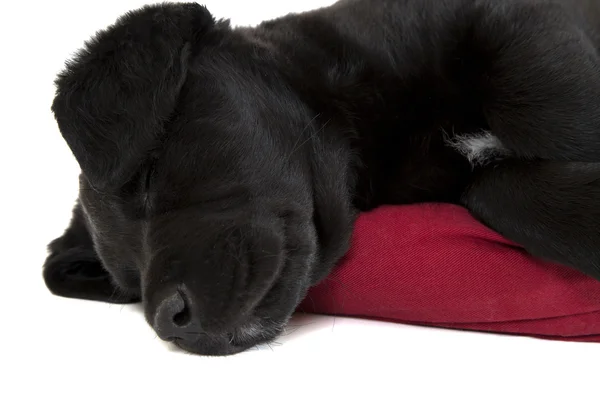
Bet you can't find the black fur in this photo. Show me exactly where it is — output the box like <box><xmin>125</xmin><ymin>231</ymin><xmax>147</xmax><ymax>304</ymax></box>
<box><xmin>44</xmin><ymin>0</ymin><xmax>600</xmax><ymax>355</ymax></box>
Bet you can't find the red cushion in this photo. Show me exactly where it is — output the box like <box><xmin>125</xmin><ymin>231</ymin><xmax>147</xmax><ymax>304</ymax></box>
<box><xmin>299</xmin><ymin>203</ymin><xmax>600</xmax><ymax>342</ymax></box>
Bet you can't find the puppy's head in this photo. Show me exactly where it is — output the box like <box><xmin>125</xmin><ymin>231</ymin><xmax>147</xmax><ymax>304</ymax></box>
<box><xmin>49</xmin><ymin>3</ymin><xmax>355</xmax><ymax>355</ymax></box>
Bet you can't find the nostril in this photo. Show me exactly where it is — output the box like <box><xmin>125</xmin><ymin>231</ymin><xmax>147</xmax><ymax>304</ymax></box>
<box><xmin>153</xmin><ymin>288</ymin><xmax>194</xmax><ymax>339</ymax></box>
<box><xmin>172</xmin><ymin>290</ymin><xmax>191</xmax><ymax>327</ymax></box>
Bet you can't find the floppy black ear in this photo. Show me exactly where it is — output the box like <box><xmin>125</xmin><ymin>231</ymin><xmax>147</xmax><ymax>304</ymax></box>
<box><xmin>43</xmin><ymin>202</ymin><xmax>140</xmax><ymax>304</ymax></box>
<box><xmin>51</xmin><ymin>3</ymin><xmax>215</xmax><ymax>190</ymax></box>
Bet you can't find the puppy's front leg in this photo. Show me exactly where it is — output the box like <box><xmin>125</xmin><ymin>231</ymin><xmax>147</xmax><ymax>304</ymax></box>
<box><xmin>462</xmin><ymin>160</ymin><xmax>600</xmax><ymax>280</ymax></box>
<box><xmin>43</xmin><ymin>201</ymin><xmax>140</xmax><ymax>303</ymax></box>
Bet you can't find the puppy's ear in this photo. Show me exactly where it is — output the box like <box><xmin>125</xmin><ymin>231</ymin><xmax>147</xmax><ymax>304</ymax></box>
<box><xmin>51</xmin><ymin>3</ymin><xmax>215</xmax><ymax>190</ymax></box>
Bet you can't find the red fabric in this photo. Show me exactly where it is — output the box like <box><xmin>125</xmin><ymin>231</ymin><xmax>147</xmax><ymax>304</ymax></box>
<box><xmin>298</xmin><ymin>203</ymin><xmax>600</xmax><ymax>342</ymax></box>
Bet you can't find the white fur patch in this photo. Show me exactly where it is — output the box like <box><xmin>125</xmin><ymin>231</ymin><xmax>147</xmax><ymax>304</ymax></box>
<box><xmin>231</xmin><ymin>319</ymin><xmax>285</xmax><ymax>346</ymax></box>
<box><xmin>445</xmin><ymin>130</ymin><xmax>509</xmax><ymax>166</ymax></box>
<box><xmin>237</xmin><ymin>323</ymin><xmax>263</xmax><ymax>341</ymax></box>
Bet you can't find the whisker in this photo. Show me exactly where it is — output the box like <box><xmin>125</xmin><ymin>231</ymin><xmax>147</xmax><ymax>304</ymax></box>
<box><xmin>284</xmin><ymin>115</ymin><xmax>330</xmax><ymax>163</ymax></box>
<box><xmin>287</xmin><ymin>320</ymin><xmax>319</xmax><ymax>328</ymax></box>
<box><xmin>281</xmin><ymin>326</ymin><xmax>301</xmax><ymax>336</ymax></box>
<box><xmin>289</xmin><ymin>112</ymin><xmax>322</xmax><ymax>153</ymax></box>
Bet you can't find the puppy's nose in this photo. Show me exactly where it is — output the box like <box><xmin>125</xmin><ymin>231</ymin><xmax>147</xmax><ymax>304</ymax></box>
<box><xmin>153</xmin><ymin>289</ymin><xmax>195</xmax><ymax>341</ymax></box>
<box><xmin>151</xmin><ymin>287</ymin><xmax>255</xmax><ymax>356</ymax></box>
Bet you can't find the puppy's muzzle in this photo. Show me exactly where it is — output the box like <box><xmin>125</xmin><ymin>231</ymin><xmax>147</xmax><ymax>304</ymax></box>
<box><xmin>144</xmin><ymin>220</ymin><xmax>286</xmax><ymax>355</ymax></box>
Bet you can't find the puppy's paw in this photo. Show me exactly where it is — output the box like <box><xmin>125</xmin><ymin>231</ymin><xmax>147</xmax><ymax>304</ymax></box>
<box><xmin>43</xmin><ymin>247</ymin><xmax>139</xmax><ymax>304</ymax></box>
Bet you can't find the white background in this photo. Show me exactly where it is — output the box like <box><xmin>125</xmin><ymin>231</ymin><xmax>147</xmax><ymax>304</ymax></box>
<box><xmin>1</xmin><ymin>0</ymin><xmax>599</xmax><ymax>398</ymax></box>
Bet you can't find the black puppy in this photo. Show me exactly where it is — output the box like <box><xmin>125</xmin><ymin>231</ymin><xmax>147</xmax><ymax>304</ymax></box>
<box><xmin>44</xmin><ymin>0</ymin><xmax>600</xmax><ymax>355</ymax></box>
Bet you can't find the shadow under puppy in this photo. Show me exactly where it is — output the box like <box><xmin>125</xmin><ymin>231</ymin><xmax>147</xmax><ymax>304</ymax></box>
<box><xmin>44</xmin><ymin>0</ymin><xmax>600</xmax><ymax>355</ymax></box>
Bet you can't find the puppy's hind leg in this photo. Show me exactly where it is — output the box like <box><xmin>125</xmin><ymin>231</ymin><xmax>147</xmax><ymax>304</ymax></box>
<box><xmin>475</xmin><ymin>1</ymin><xmax>600</xmax><ymax>161</ymax></box>
<box><xmin>459</xmin><ymin>3</ymin><xmax>600</xmax><ymax>279</ymax></box>
<box><xmin>462</xmin><ymin>161</ymin><xmax>600</xmax><ymax>280</ymax></box>
<box><xmin>42</xmin><ymin>201</ymin><xmax>140</xmax><ymax>304</ymax></box>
